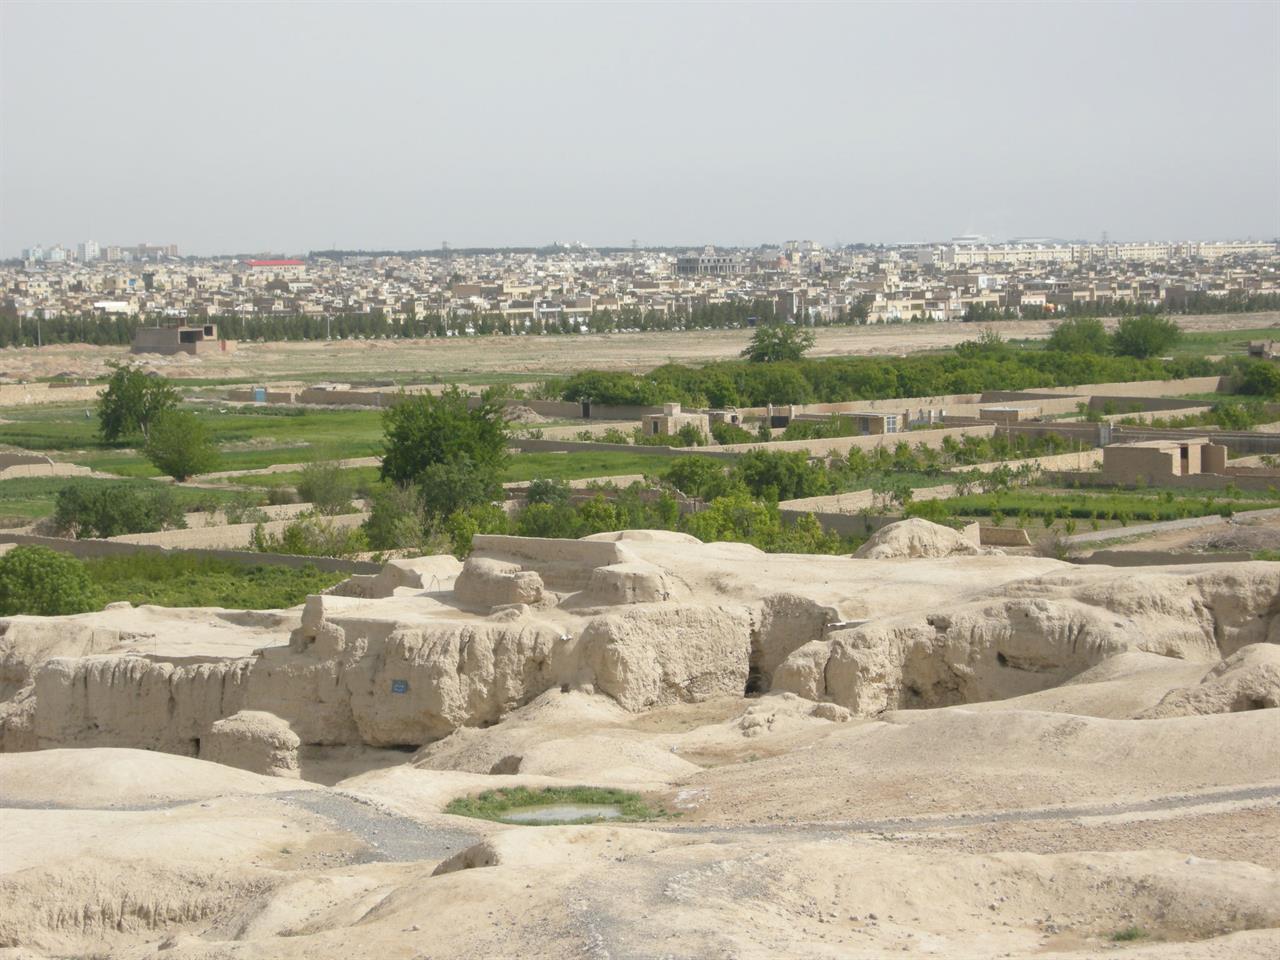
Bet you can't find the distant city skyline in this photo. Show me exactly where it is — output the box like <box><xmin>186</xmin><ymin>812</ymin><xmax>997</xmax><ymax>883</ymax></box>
<box><xmin>3</xmin><ymin>1</ymin><xmax>1277</xmax><ymax>257</ymax></box>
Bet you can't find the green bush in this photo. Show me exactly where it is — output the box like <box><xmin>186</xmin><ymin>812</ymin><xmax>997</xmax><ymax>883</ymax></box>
<box><xmin>0</xmin><ymin>546</ymin><xmax>100</xmax><ymax>616</ymax></box>
<box><xmin>1112</xmin><ymin>316</ymin><xmax>1182</xmax><ymax>359</ymax></box>
<box><xmin>84</xmin><ymin>553</ymin><xmax>345</xmax><ymax>609</ymax></box>
<box><xmin>252</xmin><ymin>515</ymin><xmax>369</xmax><ymax>558</ymax></box>
<box><xmin>442</xmin><ymin>502</ymin><xmax>510</xmax><ymax>557</ymax></box>
<box><xmin>53</xmin><ymin>482</ymin><xmax>188</xmax><ymax>538</ymax></box>
<box><xmin>143</xmin><ymin>410</ymin><xmax>220</xmax><ymax>481</ymax></box>
<box><xmin>362</xmin><ymin>483</ymin><xmax>446</xmax><ymax>553</ymax></box>
<box><xmin>710</xmin><ymin>421</ymin><xmax>754</xmax><ymax>444</ymax></box>
<box><xmin>732</xmin><ymin>449</ymin><xmax>830</xmax><ymax>502</ymax></box>
<box><xmin>296</xmin><ymin>459</ymin><xmax>355</xmax><ymax>515</ymax></box>
<box><xmin>663</xmin><ymin>456</ymin><xmax>737</xmax><ymax>500</ymax></box>
<box><xmin>525</xmin><ymin>478</ymin><xmax>572</xmax><ymax>506</ymax></box>
<box><xmin>1046</xmin><ymin>316</ymin><xmax>1109</xmax><ymax>354</ymax></box>
<box><xmin>1239</xmin><ymin>360</ymin><xmax>1280</xmax><ymax>399</ymax></box>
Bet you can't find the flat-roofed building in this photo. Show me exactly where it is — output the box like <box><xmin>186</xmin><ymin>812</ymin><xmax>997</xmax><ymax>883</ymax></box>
<box><xmin>131</xmin><ymin>322</ymin><xmax>235</xmax><ymax>355</ymax></box>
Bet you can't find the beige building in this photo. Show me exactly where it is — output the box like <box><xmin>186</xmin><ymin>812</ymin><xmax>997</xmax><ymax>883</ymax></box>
<box><xmin>1101</xmin><ymin>438</ymin><xmax>1227</xmax><ymax>484</ymax></box>
<box><xmin>131</xmin><ymin>322</ymin><xmax>235</xmax><ymax>356</ymax></box>
<box><xmin>642</xmin><ymin>403</ymin><xmax>712</xmax><ymax>441</ymax></box>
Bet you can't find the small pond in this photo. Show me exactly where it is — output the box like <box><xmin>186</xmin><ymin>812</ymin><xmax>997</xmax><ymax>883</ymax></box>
<box><xmin>500</xmin><ymin>803</ymin><xmax>624</xmax><ymax>824</ymax></box>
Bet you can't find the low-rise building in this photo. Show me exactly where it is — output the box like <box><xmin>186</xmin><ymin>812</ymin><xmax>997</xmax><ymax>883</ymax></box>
<box><xmin>131</xmin><ymin>322</ymin><xmax>235</xmax><ymax>355</ymax></box>
<box><xmin>1101</xmin><ymin>438</ymin><xmax>1227</xmax><ymax>484</ymax></box>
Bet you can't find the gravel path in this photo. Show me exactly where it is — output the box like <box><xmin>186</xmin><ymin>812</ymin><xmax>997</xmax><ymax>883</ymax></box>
<box><xmin>273</xmin><ymin>790</ymin><xmax>481</xmax><ymax>863</ymax></box>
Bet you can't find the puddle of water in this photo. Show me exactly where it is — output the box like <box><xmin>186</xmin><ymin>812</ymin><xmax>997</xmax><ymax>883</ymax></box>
<box><xmin>501</xmin><ymin>803</ymin><xmax>624</xmax><ymax>824</ymax></box>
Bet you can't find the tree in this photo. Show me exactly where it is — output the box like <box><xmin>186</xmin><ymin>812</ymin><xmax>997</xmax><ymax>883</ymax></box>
<box><xmin>379</xmin><ymin>387</ymin><xmax>509</xmax><ymax>506</ymax></box>
<box><xmin>1046</xmin><ymin>316</ymin><xmax>1109</xmax><ymax>354</ymax></box>
<box><xmin>0</xmin><ymin>546</ymin><xmax>100</xmax><ymax>616</ymax></box>
<box><xmin>97</xmin><ymin>363</ymin><xmax>180</xmax><ymax>441</ymax></box>
<box><xmin>1111</xmin><ymin>315</ymin><xmax>1181</xmax><ymax>359</ymax></box>
<box><xmin>740</xmin><ymin>324</ymin><xmax>816</xmax><ymax>363</ymax></box>
<box><xmin>143</xmin><ymin>410</ymin><xmax>220</xmax><ymax>481</ymax></box>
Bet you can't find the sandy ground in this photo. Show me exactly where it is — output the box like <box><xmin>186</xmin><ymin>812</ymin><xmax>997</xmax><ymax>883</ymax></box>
<box><xmin>1</xmin><ymin>536</ymin><xmax>1278</xmax><ymax>958</ymax></box>
<box><xmin>3</xmin><ymin>311</ymin><xmax>1277</xmax><ymax>384</ymax></box>
<box><xmin>2</xmin><ymin>670</ymin><xmax>1278</xmax><ymax>958</ymax></box>
<box><xmin>1083</xmin><ymin>511</ymin><xmax>1280</xmax><ymax>556</ymax></box>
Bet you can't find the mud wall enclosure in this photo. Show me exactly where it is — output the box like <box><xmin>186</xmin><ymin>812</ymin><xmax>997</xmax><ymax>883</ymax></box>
<box><xmin>2</xmin><ymin>527</ymin><xmax>1279</xmax><ymax>766</ymax></box>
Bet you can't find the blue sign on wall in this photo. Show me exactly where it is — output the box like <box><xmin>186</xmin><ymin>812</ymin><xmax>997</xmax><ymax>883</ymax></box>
<box><xmin>391</xmin><ymin>679</ymin><xmax>409</xmax><ymax>694</ymax></box>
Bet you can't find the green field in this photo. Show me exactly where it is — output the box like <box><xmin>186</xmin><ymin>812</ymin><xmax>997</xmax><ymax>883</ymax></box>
<box><xmin>1168</xmin><ymin>326</ymin><xmax>1280</xmax><ymax>357</ymax></box>
<box><xmin>0</xmin><ymin>476</ymin><xmax>252</xmax><ymax>524</ymax></box>
<box><xmin>926</xmin><ymin>486</ymin><xmax>1279</xmax><ymax>526</ymax></box>
<box><xmin>222</xmin><ymin>449</ymin><xmax>672</xmax><ymax>491</ymax></box>
<box><xmin>0</xmin><ymin>403</ymin><xmax>387</xmax><ymax>477</ymax></box>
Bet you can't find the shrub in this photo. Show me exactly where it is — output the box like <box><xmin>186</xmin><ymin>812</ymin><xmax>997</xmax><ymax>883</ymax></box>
<box><xmin>1239</xmin><ymin>360</ymin><xmax>1280</xmax><ymax>399</ymax></box>
<box><xmin>363</xmin><ymin>483</ymin><xmax>446</xmax><ymax>553</ymax></box>
<box><xmin>663</xmin><ymin>456</ymin><xmax>736</xmax><ymax>500</ymax></box>
<box><xmin>53</xmin><ymin>483</ymin><xmax>187</xmax><ymax>538</ymax></box>
<box><xmin>296</xmin><ymin>460</ymin><xmax>354</xmax><ymax>515</ymax></box>
<box><xmin>731</xmin><ymin>449</ymin><xmax>830</xmax><ymax>502</ymax></box>
<box><xmin>252</xmin><ymin>515</ymin><xmax>368</xmax><ymax>557</ymax></box>
<box><xmin>675</xmin><ymin>422</ymin><xmax>707</xmax><ymax>447</ymax></box>
<box><xmin>443</xmin><ymin>502</ymin><xmax>510</xmax><ymax>558</ymax></box>
<box><xmin>710</xmin><ymin>421</ymin><xmax>754</xmax><ymax>444</ymax></box>
<box><xmin>1111</xmin><ymin>315</ymin><xmax>1181</xmax><ymax>359</ymax></box>
<box><xmin>1110</xmin><ymin>927</ymin><xmax>1148</xmax><ymax>942</ymax></box>
<box><xmin>1046</xmin><ymin>316</ymin><xmax>1109</xmax><ymax>354</ymax></box>
<box><xmin>525</xmin><ymin>478</ymin><xmax>572</xmax><ymax>506</ymax></box>
<box><xmin>267</xmin><ymin>486</ymin><xmax>297</xmax><ymax>506</ymax></box>
<box><xmin>223</xmin><ymin>492</ymin><xmax>269</xmax><ymax>526</ymax></box>
<box><xmin>0</xmin><ymin>546</ymin><xmax>100</xmax><ymax>616</ymax></box>
<box><xmin>143</xmin><ymin>410</ymin><xmax>220</xmax><ymax>481</ymax></box>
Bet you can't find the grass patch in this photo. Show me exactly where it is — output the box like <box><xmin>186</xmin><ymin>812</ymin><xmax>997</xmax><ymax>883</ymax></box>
<box><xmin>85</xmin><ymin>552</ymin><xmax>346</xmax><ymax>609</ymax></box>
<box><xmin>932</xmin><ymin>487</ymin><xmax>1278</xmax><ymax>525</ymax></box>
<box><xmin>1254</xmin><ymin>549</ymin><xmax>1280</xmax><ymax>561</ymax></box>
<box><xmin>444</xmin><ymin>786</ymin><xmax>665</xmax><ymax>825</ymax></box>
<box><xmin>223</xmin><ymin>450</ymin><xmax>672</xmax><ymax>490</ymax></box>
<box><xmin>1110</xmin><ymin>926</ymin><xmax>1149</xmax><ymax>942</ymax></box>
<box><xmin>0</xmin><ymin>403</ymin><xmax>387</xmax><ymax>477</ymax></box>
<box><xmin>1169</xmin><ymin>326</ymin><xmax>1280</xmax><ymax>357</ymax></box>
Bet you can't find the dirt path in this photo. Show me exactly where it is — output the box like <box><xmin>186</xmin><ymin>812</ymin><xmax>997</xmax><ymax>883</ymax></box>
<box><xmin>7</xmin><ymin>311</ymin><xmax>1278</xmax><ymax>383</ymax></box>
<box><xmin>667</xmin><ymin>782</ymin><xmax>1280</xmax><ymax>837</ymax></box>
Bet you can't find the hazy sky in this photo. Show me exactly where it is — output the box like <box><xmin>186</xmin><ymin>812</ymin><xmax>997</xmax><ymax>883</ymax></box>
<box><xmin>2</xmin><ymin>1</ymin><xmax>1277</xmax><ymax>256</ymax></box>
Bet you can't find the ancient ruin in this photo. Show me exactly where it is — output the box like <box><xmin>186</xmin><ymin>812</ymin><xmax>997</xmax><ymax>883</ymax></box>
<box><xmin>1</xmin><ymin>521</ymin><xmax>1278</xmax><ymax>957</ymax></box>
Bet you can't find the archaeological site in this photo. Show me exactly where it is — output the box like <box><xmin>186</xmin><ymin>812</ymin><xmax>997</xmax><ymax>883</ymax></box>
<box><xmin>1</xmin><ymin>518</ymin><xmax>1278</xmax><ymax>958</ymax></box>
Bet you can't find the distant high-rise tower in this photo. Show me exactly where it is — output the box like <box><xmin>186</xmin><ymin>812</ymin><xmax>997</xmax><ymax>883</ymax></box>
<box><xmin>78</xmin><ymin>240</ymin><xmax>100</xmax><ymax>261</ymax></box>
